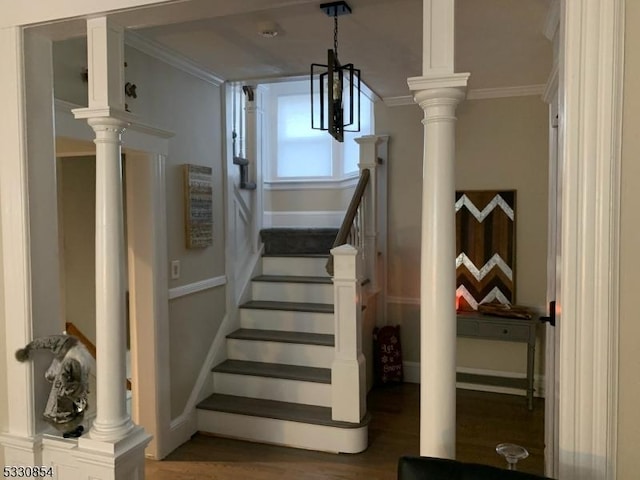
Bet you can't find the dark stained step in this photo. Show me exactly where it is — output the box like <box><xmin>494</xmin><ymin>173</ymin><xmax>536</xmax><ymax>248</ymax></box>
<box><xmin>227</xmin><ymin>328</ymin><xmax>334</xmax><ymax>347</ymax></box>
<box><xmin>261</xmin><ymin>228</ymin><xmax>338</xmax><ymax>255</ymax></box>
<box><xmin>253</xmin><ymin>274</ymin><xmax>332</xmax><ymax>284</ymax></box>
<box><xmin>198</xmin><ymin>393</ymin><xmax>371</xmax><ymax>429</ymax></box>
<box><xmin>212</xmin><ymin>359</ymin><xmax>331</xmax><ymax>384</ymax></box>
<box><xmin>239</xmin><ymin>300</ymin><xmax>333</xmax><ymax>314</ymax></box>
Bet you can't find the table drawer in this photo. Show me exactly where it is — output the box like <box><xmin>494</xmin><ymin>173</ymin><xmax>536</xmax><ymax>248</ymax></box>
<box><xmin>457</xmin><ymin>319</ymin><xmax>479</xmax><ymax>336</ymax></box>
<box><xmin>477</xmin><ymin>322</ymin><xmax>530</xmax><ymax>342</ymax></box>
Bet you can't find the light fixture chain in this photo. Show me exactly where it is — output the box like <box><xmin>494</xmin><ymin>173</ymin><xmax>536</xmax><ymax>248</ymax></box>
<box><xmin>334</xmin><ymin>13</ymin><xmax>339</xmax><ymax>60</ymax></box>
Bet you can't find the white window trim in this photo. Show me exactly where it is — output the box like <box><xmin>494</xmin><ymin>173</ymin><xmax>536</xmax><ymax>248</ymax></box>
<box><xmin>263</xmin><ymin>174</ymin><xmax>359</xmax><ymax>191</ymax></box>
<box><xmin>264</xmin><ymin>79</ymin><xmax>373</xmax><ymax>183</ymax></box>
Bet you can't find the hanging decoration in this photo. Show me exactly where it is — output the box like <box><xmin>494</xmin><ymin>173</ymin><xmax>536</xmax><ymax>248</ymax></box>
<box><xmin>311</xmin><ymin>1</ymin><xmax>361</xmax><ymax>142</ymax></box>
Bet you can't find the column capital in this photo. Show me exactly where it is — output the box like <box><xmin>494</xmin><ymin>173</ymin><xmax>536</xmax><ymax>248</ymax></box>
<box><xmin>408</xmin><ymin>74</ymin><xmax>470</xmax><ymax>115</ymax></box>
<box><xmin>72</xmin><ymin>106</ymin><xmax>132</xmax><ymax>125</ymax></box>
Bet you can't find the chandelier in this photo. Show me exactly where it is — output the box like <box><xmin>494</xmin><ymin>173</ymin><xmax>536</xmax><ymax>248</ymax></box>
<box><xmin>311</xmin><ymin>1</ymin><xmax>361</xmax><ymax>142</ymax></box>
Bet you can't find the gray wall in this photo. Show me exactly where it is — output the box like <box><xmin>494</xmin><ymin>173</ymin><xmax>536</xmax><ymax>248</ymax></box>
<box><xmin>57</xmin><ymin>156</ymin><xmax>96</xmax><ymax>343</ymax></box>
<box><xmin>53</xmin><ymin>38</ymin><xmax>227</xmax><ymax>420</ymax></box>
<box><xmin>376</xmin><ymin>94</ymin><xmax>548</xmax><ymax>377</ymax></box>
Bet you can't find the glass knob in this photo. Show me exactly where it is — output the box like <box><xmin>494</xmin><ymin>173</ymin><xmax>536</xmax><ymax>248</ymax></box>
<box><xmin>496</xmin><ymin>443</ymin><xmax>529</xmax><ymax>471</ymax></box>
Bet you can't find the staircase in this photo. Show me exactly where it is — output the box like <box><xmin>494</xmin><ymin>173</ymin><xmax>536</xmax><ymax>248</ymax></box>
<box><xmin>196</xmin><ymin>228</ymin><xmax>370</xmax><ymax>453</ymax></box>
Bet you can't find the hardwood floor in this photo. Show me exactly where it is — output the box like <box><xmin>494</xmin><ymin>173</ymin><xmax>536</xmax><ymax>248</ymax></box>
<box><xmin>145</xmin><ymin>385</ymin><xmax>545</xmax><ymax>480</ymax></box>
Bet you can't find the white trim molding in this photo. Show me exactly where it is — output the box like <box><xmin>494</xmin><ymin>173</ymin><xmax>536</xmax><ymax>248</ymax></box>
<box><xmin>543</xmin><ymin>64</ymin><xmax>559</xmax><ymax>105</ymax></box>
<box><xmin>544</xmin><ymin>0</ymin><xmax>561</xmax><ymax>41</ymax></box>
<box><xmin>387</xmin><ymin>295</ymin><xmax>420</xmax><ymax>306</ymax></box>
<box><xmin>125</xmin><ymin>30</ymin><xmax>224</xmax><ymax>86</ymax></box>
<box><xmin>263</xmin><ymin>211</ymin><xmax>344</xmax><ymax>229</ymax></box>
<box><xmin>168</xmin><ymin>275</ymin><xmax>227</xmax><ymax>300</ymax></box>
<box><xmin>383</xmin><ymin>96</ymin><xmax>416</xmax><ymax>107</ymax></box>
<box><xmin>264</xmin><ymin>176</ymin><xmax>359</xmax><ymax>191</ymax></box>
<box><xmin>384</xmin><ymin>84</ymin><xmax>547</xmax><ymax>106</ymax></box>
<box><xmin>466</xmin><ymin>84</ymin><xmax>546</xmax><ymax>100</ymax></box>
<box><xmin>558</xmin><ymin>1</ymin><xmax>624</xmax><ymax>479</ymax></box>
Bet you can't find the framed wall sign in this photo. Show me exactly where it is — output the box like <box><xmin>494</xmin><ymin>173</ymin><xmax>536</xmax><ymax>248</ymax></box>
<box><xmin>455</xmin><ymin>190</ymin><xmax>516</xmax><ymax>310</ymax></box>
<box><xmin>183</xmin><ymin>164</ymin><xmax>213</xmax><ymax>249</ymax></box>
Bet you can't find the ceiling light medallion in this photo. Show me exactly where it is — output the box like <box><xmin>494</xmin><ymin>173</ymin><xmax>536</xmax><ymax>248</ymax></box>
<box><xmin>311</xmin><ymin>1</ymin><xmax>361</xmax><ymax>142</ymax></box>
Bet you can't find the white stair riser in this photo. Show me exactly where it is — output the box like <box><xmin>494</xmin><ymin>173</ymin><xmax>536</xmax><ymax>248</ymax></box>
<box><xmin>197</xmin><ymin>410</ymin><xmax>368</xmax><ymax>454</ymax></box>
<box><xmin>227</xmin><ymin>339</ymin><xmax>333</xmax><ymax>368</ymax></box>
<box><xmin>240</xmin><ymin>309</ymin><xmax>334</xmax><ymax>335</ymax></box>
<box><xmin>262</xmin><ymin>256</ymin><xmax>329</xmax><ymax>277</ymax></box>
<box><xmin>252</xmin><ymin>281</ymin><xmax>333</xmax><ymax>303</ymax></box>
<box><xmin>213</xmin><ymin>372</ymin><xmax>331</xmax><ymax>407</ymax></box>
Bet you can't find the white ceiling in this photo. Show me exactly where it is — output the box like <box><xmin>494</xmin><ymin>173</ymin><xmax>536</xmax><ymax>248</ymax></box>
<box><xmin>37</xmin><ymin>0</ymin><xmax>553</xmax><ymax>99</ymax></box>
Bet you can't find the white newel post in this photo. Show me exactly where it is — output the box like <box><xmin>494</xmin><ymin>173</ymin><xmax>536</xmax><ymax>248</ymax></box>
<box><xmin>330</xmin><ymin>244</ymin><xmax>366</xmax><ymax>423</ymax></box>
<box><xmin>245</xmin><ymin>94</ymin><xmax>262</xmax><ymax>253</ymax></box>
<box><xmin>408</xmin><ymin>0</ymin><xmax>469</xmax><ymax>460</ymax></box>
<box><xmin>69</xmin><ymin>16</ymin><xmax>150</xmax><ymax>480</ymax></box>
<box><xmin>355</xmin><ymin>136</ymin><xmax>381</xmax><ymax>293</ymax></box>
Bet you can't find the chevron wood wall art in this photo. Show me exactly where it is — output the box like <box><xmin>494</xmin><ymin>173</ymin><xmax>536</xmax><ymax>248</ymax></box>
<box><xmin>455</xmin><ymin>190</ymin><xmax>516</xmax><ymax>311</ymax></box>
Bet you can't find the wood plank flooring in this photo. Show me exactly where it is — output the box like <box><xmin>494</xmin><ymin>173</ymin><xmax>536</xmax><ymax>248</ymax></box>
<box><xmin>145</xmin><ymin>385</ymin><xmax>544</xmax><ymax>480</ymax></box>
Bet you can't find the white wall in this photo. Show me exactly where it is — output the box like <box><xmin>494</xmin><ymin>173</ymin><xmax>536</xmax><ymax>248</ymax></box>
<box><xmin>376</xmin><ymin>95</ymin><xmax>548</xmax><ymax>380</ymax></box>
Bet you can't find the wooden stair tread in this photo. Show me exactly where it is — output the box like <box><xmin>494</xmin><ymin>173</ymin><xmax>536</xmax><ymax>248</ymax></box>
<box><xmin>212</xmin><ymin>359</ymin><xmax>331</xmax><ymax>383</ymax></box>
<box><xmin>197</xmin><ymin>393</ymin><xmax>370</xmax><ymax>429</ymax></box>
<box><xmin>240</xmin><ymin>300</ymin><xmax>333</xmax><ymax>314</ymax></box>
<box><xmin>253</xmin><ymin>274</ymin><xmax>332</xmax><ymax>284</ymax></box>
<box><xmin>227</xmin><ymin>328</ymin><xmax>334</xmax><ymax>346</ymax></box>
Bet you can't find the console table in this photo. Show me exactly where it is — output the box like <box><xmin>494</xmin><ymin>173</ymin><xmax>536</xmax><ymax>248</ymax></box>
<box><xmin>456</xmin><ymin>312</ymin><xmax>537</xmax><ymax>410</ymax></box>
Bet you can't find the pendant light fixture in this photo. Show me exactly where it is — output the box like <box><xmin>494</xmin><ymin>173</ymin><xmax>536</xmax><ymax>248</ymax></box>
<box><xmin>311</xmin><ymin>1</ymin><xmax>361</xmax><ymax>142</ymax></box>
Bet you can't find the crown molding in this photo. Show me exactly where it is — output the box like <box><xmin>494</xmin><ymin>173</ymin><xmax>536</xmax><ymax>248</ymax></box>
<box><xmin>125</xmin><ymin>30</ymin><xmax>224</xmax><ymax>87</ymax></box>
<box><xmin>383</xmin><ymin>96</ymin><xmax>416</xmax><ymax>107</ymax></box>
<box><xmin>466</xmin><ymin>84</ymin><xmax>546</xmax><ymax>100</ymax></box>
<box><xmin>383</xmin><ymin>83</ymin><xmax>547</xmax><ymax>106</ymax></box>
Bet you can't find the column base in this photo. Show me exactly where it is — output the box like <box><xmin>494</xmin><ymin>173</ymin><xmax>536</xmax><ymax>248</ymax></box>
<box><xmin>89</xmin><ymin>417</ymin><xmax>136</xmax><ymax>443</ymax></box>
<box><xmin>40</xmin><ymin>425</ymin><xmax>151</xmax><ymax>480</ymax></box>
<box><xmin>0</xmin><ymin>433</ymin><xmax>42</xmax><ymax>466</ymax></box>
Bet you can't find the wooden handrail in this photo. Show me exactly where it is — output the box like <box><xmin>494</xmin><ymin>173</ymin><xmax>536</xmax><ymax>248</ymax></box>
<box><xmin>326</xmin><ymin>168</ymin><xmax>370</xmax><ymax>275</ymax></box>
<box><xmin>65</xmin><ymin>322</ymin><xmax>132</xmax><ymax>391</ymax></box>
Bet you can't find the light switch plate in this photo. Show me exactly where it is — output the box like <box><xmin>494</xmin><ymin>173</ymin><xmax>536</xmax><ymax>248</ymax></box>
<box><xmin>170</xmin><ymin>260</ymin><xmax>180</xmax><ymax>280</ymax></box>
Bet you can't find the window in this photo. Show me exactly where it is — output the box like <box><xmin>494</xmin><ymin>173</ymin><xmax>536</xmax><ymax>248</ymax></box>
<box><xmin>266</xmin><ymin>79</ymin><xmax>374</xmax><ymax>182</ymax></box>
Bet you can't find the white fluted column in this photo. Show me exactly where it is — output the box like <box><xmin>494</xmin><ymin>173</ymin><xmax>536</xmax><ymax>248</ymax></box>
<box><xmin>72</xmin><ymin>16</ymin><xmax>135</xmax><ymax>443</ymax></box>
<box><xmin>88</xmin><ymin>117</ymin><xmax>134</xmax><ymax>441</ymax></box>
<box><xmin>409</xmin><ymin>0</ymin><xmax>469</xmax><ymax>460</ymax></box>
<box><xmin>412</xmin><ymin>85</ymin><xmax>466</xmax><ymax>459</ymax></box>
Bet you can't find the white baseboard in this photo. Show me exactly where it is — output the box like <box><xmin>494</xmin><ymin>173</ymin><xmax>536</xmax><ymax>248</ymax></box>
<box><xmin>164</xmin><ymin>409</ymin><xmax>197</xmax><ymax>458</ymax></box>
<box><xmin>402</xmin><ymin>361</ymin><xmax>545</xmax><ymax>398</ymax></box>
<box><xmin>263</xmin><ymin>211</ymin><xmax>344</xmax><ymax>228</ymax></box>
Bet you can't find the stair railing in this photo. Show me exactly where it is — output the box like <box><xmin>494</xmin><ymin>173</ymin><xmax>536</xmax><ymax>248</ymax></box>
<box><xmin>325</xmin><ymin>168</ymin><xmax>370</xmax><ymax>276</ymax></box>
<box><xmin>328</xmin><ymin>135</ymin><xmax>388</xmax><ymax>424</ymax></box>
<box><xmin>65</xmin><ymin>322</ymin><xmax>131</xmax><ymax>391</ymax></box>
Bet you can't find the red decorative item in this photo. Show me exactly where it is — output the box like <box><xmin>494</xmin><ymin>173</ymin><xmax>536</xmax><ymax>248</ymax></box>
<box><xmin>373</xmin><ymin>325</ymin><xmax>403</xmax><ymax>385</ymax></box>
